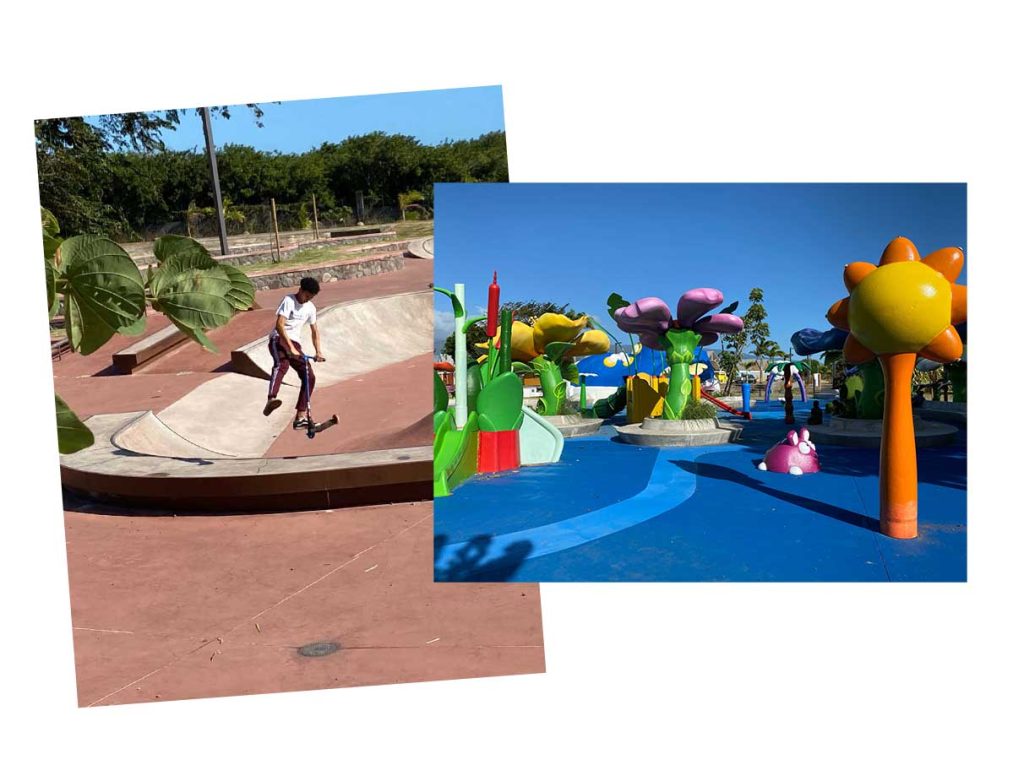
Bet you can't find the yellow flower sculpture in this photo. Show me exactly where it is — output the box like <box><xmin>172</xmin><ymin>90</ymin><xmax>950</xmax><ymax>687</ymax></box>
<box><xmin>478</xmin><ymin>313</ymin><xmax>610</xmax><ymax>416</ymax></box>
<box><xmin>826</xmin><ymin>236</ymin><xmax>967</xmax><ymax>539</ymax></box>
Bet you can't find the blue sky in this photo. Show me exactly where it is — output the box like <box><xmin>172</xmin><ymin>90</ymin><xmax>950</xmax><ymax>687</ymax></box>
<box><xmin>88</xmin><ymin>85</ymin><xmax>505</xmax><ymax>153</ymax></box>
<box><xmin>434</xmin><ymin>183</ymin><xmax>967</xmax><ymax>355</ymax></box>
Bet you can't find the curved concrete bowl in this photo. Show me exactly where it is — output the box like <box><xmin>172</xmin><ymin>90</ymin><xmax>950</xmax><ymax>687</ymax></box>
<box><xmin>807</xmin><ymin>415</ymin><xmax>958</xmax><ymax>448</ymax></box>
<box><xmin>61</xmin><ymin>411</ymin><xmax>431</xmax><ymax>513</ymax></box>
<box><xmin>542</xmin><ymin>414</ymin><xmax>604</xmax><ymax>438</ymax></box>
<box><xmin>614</xmin><ymin>416</ymin><xmax>744</xmax><ymax>447</ymax></box>
<box><xmin>917</xmin><ymin>401</ymin><xmax>967</xmax><ymax>427</ymax></box>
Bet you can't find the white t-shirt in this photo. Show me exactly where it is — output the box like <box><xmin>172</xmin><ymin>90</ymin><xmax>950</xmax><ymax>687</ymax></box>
<box><xmin>271</xmin><ymin>294</ymin><xmax>317</xmax><ymax>342</ymax></box>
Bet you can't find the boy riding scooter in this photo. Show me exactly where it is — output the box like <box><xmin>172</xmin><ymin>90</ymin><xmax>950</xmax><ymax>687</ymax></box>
<box><xmin>263</xmin><ymin>277</ymin><xmax>333</xmax><ymax>433</ymax></box>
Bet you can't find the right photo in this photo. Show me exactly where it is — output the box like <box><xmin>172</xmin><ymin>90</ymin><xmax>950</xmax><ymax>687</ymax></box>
<box><xmin>432</xmin><ymin>183</ymin><xmax>967</xmax><ymax>583</ymax></box>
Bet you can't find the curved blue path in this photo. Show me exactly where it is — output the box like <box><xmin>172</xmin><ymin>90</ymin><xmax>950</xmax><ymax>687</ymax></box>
<box><xmin>433</xmin><ymin>405</ymin><xmax>967</xmax><ymax>582</ymax></box>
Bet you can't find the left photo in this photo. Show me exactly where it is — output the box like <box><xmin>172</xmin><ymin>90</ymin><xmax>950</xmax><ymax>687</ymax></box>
<box><xmin>38</xmin><ymin>87</ymin><xmax>544</xmax><ymax>705</ymax></box>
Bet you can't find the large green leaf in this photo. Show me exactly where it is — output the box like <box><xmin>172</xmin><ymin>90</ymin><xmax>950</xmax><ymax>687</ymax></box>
<box><xmin>150</xmin><ymin>248</ymin><xmax>216</xmax><ymax>298</ymax></box>
<box><xmin>45</xmin><ymin>260</ymin><xmax>57</xmax><ymax>318</ymax></box>
<box><xmin>167</xmin><ymin>315</ymin><xmax>218</xmax><ymax>353</ymax></box>
<box><xmin>41</xmin><ymin>207</ymin><xmax>60</xmax><ymax>238</ymax></box>
<box><xmin>220</xmin><ymin>264</ymin><xmax>256</xmax><ymax>311</ymax></box>
<box><xmin>153</xmin><ymin>235</ymin><xmax>213</xmax><ymax>264</ymax></box>
<box><xmin>65</xmin><ymin>291</ymin><xmax>118</xmax><ymax>355</ymax></box>
<box><xmin>120</xmin><ymin>315</ymin><xmax>148</xmax><ymax>336</ymax></box>
<box><xmin>152</xmin><ymin>266</ymin><xmax>234</xmax><ymax>332</ymax></box>
<box><xmin>150</xmin><ymin>266</ymin><xmax>234</xmax><ymax>352</ymax></box>
<box><xmin>476</xmin><ymin>371</ymin><xmax>525</xmax><ymax>431</ymax></box>
<box><xmin>61</xmin><ymin>235</ymin><xmax>146</xmax><ymax>343</ymax></box>
<box><xmin>606</xmin><ymin>292</ymin><xmax>630</xmax><ymax>320</ymax></box>
<box><xmin>55</xmin><ymin>394</ymin><xmax>94</xmax><ymax>455</ymax></box>
<box><xmin>43</xmin><ymin>232</ymin><xmax>62</xmax><ymax>263</ymax></box>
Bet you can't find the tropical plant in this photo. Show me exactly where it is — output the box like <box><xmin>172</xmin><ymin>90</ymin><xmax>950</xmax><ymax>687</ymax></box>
<box><xmin>612</xmin><ymin>289</ymin><xmax>744</xmax><ymax>419</ymax></box>
<box><xmin>44</xmin><ymin>209</ymin><xmax>255</xmax><ymax>454</ymax></box>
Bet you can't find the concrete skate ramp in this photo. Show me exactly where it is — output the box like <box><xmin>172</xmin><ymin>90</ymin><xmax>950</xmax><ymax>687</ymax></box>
<box><xmin>111</xmin><ymin>411</ymin><xmax>238</xmax><ymax>459</ymax></box>
<box><xmin>63</xmin><ymin>412</ymin><xmax>432</xmax><ymax>512</ymax></box>
<box><xmin>406</xmin><ymin>237</ymin><xmax>434</xmax><ymax>259</ymax></box>
<box><xmin>109</xmin><ymin>289</ymin><xmax>431</xmax><ymax>459</ymax></box>
<box><xmin>231</xmin><ymin>290</ymin><xmax>431</xmax><ymax>387</ymax></box>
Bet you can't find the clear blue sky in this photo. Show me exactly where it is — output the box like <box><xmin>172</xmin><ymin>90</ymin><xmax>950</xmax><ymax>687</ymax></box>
<box><xmin>89</xmin><ymin>85</ymin><xmax>505</xmax><ymax>153</ymax></box>
<box><xmin>434</xmin><ymin>183</ymin><xmax>967</xmax><ymax>355</ymax></box>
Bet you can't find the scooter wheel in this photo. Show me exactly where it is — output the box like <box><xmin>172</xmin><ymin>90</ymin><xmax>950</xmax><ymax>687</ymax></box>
<box><xmin>307</xmin><ymin>431</ymin><xmax>315</xmax><ymax>439</ymax></box>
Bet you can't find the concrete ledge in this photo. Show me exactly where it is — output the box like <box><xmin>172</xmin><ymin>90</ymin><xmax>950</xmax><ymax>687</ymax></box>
<box><xmin>917</xmin><ymin>401</ymin><xmax>967</xmax><ymax>427</ymax></box>
<box><xmin>61</xmin><ymin>412</ymin><xmax>432</xmax><ymax>512</ymax></box>
<box><xmin>614</xmin><ymin>417</ymin><xmax>743</xmax><ymax>446</ymax></box>
<box><xmin>541</xmin><ymin>414</ymin><xmax>604</xmax><ymax>438</ymax></box>
<box><xmin>807</xmin><ymin>416</ymin><xmax>958</xmax><ymax>447</ymax></box>
<box><xmin>111</xmin><ymin>324</ymin><xmax>188</xmax><ymax>373</ymax></box>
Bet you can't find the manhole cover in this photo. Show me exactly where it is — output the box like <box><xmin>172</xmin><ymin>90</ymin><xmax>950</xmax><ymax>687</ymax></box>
<box><xmin>297</xmin><ymin>641</ymin><xmax>341</xmax><ymax>658</ymax></box>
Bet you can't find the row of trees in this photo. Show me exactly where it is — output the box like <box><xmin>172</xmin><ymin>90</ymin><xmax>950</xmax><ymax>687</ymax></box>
<box><xmin>36</xmin><ymin>113</ymin><xmax>508</xmax><ymax>240</ymax></box>
<box><xmin>716</xmin><ymin>288</ymin><xmax>822</xmax><ymax>394</ymax></box>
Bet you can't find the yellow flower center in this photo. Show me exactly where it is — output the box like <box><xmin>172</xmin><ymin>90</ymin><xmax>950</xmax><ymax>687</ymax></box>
<box><xmin>849</xmin><ymin>261</ymin><xmax>951</xmax><ymax>354</ymax></box>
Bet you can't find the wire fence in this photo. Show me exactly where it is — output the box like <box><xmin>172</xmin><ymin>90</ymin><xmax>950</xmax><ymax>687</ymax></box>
<box><xmin>134</xmin><ymin>197</ymin><xmax>430</xmax><ymax>241</ymax></box>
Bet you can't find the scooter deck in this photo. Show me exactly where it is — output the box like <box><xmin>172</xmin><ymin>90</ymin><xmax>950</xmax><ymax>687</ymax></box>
<box><xmin>306</xmin><ymin>414</ymin><xmax>340</xmax><ymax>438</ymax></box>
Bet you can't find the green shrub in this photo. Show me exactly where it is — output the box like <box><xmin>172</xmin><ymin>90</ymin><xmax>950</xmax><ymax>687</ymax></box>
<box><xmin>680</xmin><ymin>400</ymin><xmax>717</xmax><ymax>420</ymax></box>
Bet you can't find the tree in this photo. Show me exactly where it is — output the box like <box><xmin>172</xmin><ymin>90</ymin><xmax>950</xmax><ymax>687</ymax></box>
<box><xmin>35</xmin><ymin>105</ymin><xmax>266</xmax><ymax>238</ymax></box>
<box><xmin>743</xmin><ymin>288</ymin><xmax>773</xmax><ymax>382</ymax></box>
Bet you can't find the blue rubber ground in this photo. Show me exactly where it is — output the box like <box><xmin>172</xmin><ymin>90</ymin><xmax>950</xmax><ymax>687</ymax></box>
<box><xmin>433</xmin><ymin>402</ymin><xmax>966</xmax><ymax>582</ymax></box>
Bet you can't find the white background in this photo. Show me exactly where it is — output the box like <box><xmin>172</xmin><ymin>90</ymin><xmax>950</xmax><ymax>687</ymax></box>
<box><xmin>2</xmin><ymin>1</ymin><xmax>1021</xmax><ymax>762</ymax></box>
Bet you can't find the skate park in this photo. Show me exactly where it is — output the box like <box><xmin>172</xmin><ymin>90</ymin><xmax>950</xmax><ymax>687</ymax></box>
<box><xmin>53</xmin><ymin>238</ymin><xmax>544</xmax><ymax>705</ymax></box>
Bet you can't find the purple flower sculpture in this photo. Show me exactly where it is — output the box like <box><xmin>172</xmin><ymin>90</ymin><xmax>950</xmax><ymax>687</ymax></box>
<box><xmin>613</xmin><ymin>288</ymin><xmax>744</xmax><ymax>418</ymax></box>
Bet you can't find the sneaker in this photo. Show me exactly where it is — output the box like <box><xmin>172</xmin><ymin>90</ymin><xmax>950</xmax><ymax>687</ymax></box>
<box><xmin>263</xmin><ymin>398</ymin><xmax>282</xmax><ymax>416</ymax></box>
<box><xmin>293</xmin><ymin>417</ymin><xmax>311</xmax><ymax>430</ymax></box>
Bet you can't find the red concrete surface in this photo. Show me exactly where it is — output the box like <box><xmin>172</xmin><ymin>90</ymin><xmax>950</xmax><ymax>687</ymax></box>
<box><xmin>55</xmin><ymin>373</ymin><xmax>222</xmax><ymax>420</ymax></box>
<box><xmin>65</xmin><ymin>501</ymin><xmax>544</xmax><ymax>706</ymax></box>
<box><xmin>265</xmin><ymin>353</ymin><xmax>433</xmax><ymax>457</ymax></box>
<box><xmin>51</xmin><ymin>311</ymin><xmax>173</xmax><ymax>379</ymax></box>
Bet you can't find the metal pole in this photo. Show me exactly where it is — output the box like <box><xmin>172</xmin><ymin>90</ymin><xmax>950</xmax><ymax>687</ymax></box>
<box><xmin>270</xmin><ymin>197</ymin><xmax>281</xmax><ymax>262</ymax></box>
<box><xmin>312</xmin><ymin>194</ymin><xmax>320</xmax><ymax>240</ymax></box>
<box><xmin>200</xmin><ymin>107</ymin><xmax>229</xmax><ymax>257</ymax></box>
<box><xmin>454</xmin><ymin>283</ymin><xmax>468</xmax><ymax>429</ymax></box>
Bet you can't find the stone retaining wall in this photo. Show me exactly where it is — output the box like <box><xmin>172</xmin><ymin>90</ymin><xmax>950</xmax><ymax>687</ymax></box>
<box><xmin>247</xmin><ymin>251</ymin><xmax>406</xmax><ymax>291</ymax></box>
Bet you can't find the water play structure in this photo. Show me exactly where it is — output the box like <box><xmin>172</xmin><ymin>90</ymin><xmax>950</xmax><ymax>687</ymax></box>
<box><xmin>433</xmin><ymin>276</ymin><xmax>565</xmax><ymax>497</ymax></box>
<box><xmin>825</xmin><ymin>236</ymin><xmax>967</xmax><ymax>539</ymax></box>
<box><xmin>758</xmin><ymin>427</ymin><xmax>821</xmax><ymax>476</ymax></box>
<box><xmin>610</xmin><ymin>288</ymin><xmax>748</xmax><ymax>446</ymax></box>
<box><xmin>435</xmin><ymin>238</ymin><xmax>967</xmax><ymax>580</ymax></box>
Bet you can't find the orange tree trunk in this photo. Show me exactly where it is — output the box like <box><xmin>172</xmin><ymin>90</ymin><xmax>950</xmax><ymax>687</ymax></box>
<box><xmin>878</xmin><ymin>353</ymin><xmax>918</xmax><ymax>539</ymax></box>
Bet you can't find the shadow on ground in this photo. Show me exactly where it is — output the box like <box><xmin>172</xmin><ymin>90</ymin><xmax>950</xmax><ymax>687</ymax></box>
<box><xmin>434</xmin><ymin>534</ymin><xmax>534</xmax><ymax>582</ymax></box>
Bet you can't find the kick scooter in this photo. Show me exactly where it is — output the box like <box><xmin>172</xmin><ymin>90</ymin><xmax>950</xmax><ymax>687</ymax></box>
<box><xmin>299</xmin><ymin>354</ymin><xmax>339</xmax><ymax>439</ymax></box>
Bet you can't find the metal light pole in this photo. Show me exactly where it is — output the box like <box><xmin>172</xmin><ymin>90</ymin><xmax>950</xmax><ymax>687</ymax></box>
<box><xmin>201</xmin><ymin>107</ymin><xmax>230</xmax><ymax>257</ymax></box>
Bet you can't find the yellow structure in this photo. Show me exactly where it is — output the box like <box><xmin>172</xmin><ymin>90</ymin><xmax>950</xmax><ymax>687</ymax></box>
<box><xmin>627</xmin><ymin>373</ymin><xmax>668</xmax><ymax>422</ymax></box>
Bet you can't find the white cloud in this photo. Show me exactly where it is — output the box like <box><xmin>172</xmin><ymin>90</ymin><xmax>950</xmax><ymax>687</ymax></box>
<box><xmin>434</xmin><ymin>309</ymin><xmax>455</xmax><ymax>355</ymax></box>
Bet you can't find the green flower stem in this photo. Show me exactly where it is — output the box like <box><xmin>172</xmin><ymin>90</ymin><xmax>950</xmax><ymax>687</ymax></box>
<box><xmin>661</xmin><ymin>328</ymin><xmax>702</xmax><ymax>419</ymax></box>
<box><xmin>533</xmin><ymin>356</ymin><xmax>567</xmax><ymax>416</ymax></box>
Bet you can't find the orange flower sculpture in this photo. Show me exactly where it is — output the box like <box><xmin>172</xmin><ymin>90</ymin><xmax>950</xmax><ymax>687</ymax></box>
<box><xmin>826</xmin><ymin>236</ymin><xmax>966</xmax><ymax>539</ymax></box>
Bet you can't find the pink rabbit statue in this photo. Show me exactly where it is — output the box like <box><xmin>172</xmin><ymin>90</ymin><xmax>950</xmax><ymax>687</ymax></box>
<box><xmin>758</xmin><ymin>428</ymin><xmax>820</xmax><ymax>476</ymax></box>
